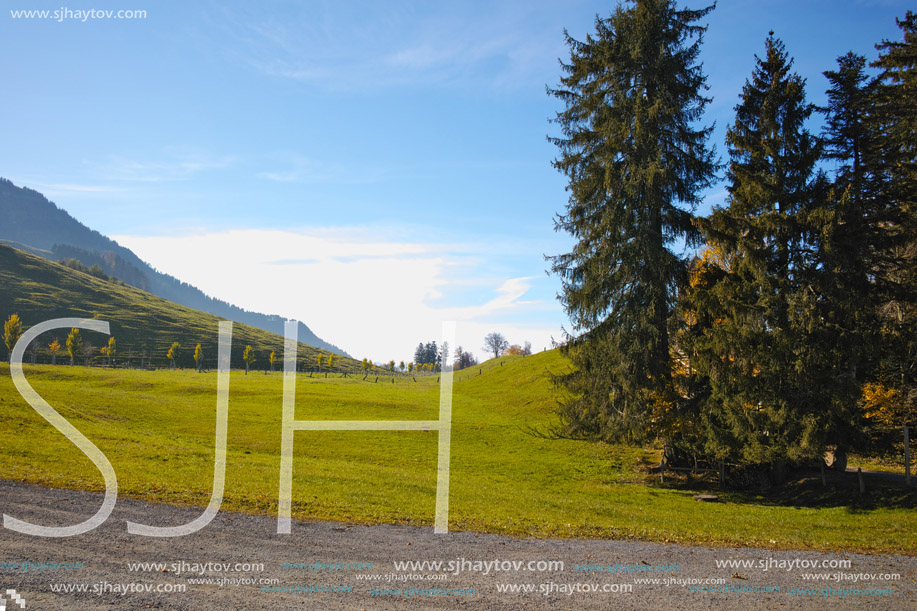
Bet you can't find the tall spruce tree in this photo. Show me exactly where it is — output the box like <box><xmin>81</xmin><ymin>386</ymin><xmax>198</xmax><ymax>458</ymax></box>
<box><xmin>547</xmin><ymin>0</ymin><xmax>716</xmax><ymax>442</ymax></box>
<box><xmin>812</xmin><ymin>52</ymin><xmax>891</xmax><ymax>457</ymax></box>
<box><xmin>871</xmin><ymin>12</ymin><xmax>917</xmax><ymax>431</ymax></box>
<box><xmin>684</xmin><ymin>34</ymin><xmax>832</xmax><ymax>466</ymax></box>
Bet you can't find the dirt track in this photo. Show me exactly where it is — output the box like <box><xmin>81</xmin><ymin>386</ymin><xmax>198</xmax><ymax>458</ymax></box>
<box><xmin>0</xmin><ymin>479</ymin><xmax>913</xmax><ymax>610</ymax></box>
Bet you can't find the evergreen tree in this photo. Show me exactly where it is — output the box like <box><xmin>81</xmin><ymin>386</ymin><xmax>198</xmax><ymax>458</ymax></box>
<box><xmin>547</xmin><ymin>0</ymin><xmax>716</xmax><ymax>442</ymax></box>
<box><xmin>810</xmin><ymin>52</ymin><xmax>889</xmax><ymax>457</ymax></box>
<box><xmin>871</xmin><ymin>12</ymin><xmax>917</xmax><ymax>431</ymax></box>
<box><xmin>685</xmin><ymin>34</ymin><xmax>830</xmax><ymax>466</ymax></box>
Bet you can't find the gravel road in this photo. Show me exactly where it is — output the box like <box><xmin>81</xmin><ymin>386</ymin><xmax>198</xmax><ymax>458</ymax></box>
<box><xmin>0</xmin><ymin>480</ymin><xmax>913</xmax><ymax>610</ymax></box>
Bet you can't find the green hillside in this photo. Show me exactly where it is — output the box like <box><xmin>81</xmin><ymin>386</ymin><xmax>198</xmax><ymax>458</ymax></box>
<box><xmin>0</xmin><ymin>351</ymin><xmax>914</xmax><ymax>553</ymax></box>
<box><xmin>0</xmin><ymin>243</ymin><xmax>355</xmax><ymax>370</ymax></box>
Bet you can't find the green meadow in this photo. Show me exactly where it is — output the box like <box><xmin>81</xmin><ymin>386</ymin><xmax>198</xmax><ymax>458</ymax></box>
<box><xmin>0</xmin><ymin>352</ymin><xmax>914</xmax><ymax>554</ymax></box>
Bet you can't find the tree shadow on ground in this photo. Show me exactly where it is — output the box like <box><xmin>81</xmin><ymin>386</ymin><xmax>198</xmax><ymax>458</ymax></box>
<box><xmin>651</xmin><ymin>467</ymin><xmax>917</xmax><ymax>512</ymax></box>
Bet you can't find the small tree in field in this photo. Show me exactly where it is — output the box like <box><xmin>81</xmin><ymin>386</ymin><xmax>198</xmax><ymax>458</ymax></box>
<box><xmin>167</xmin><ymin>342</ymin><xmax>181</xmax><ymax>370</ymax></box>
<box><xmin>106</xmin><ymin>337</ymin><xmax>116</xmax><ymax>366</ymax></box>
<box><xmin>408</xmin><ymin>362</ymin><xmax>414</xmax><ymax>373</ymax></box>
<box><xmin>483</xmin><ymin>332</ymin><xmax>509</xmax><ymax>359</ymax></box>
<box><xmin>316</xmin><ymin>353</ymin><xmax>324</xmax><ymax>371</ymax></box>
<box><xmin>81</xmin><ymin>341</ymin><xmax>95</xmax><ymax>367</ymax></box>
<box><xmin>3</xmin><ymin>314</ymin><xmax>23</xmax><ymax>362</ymax></box>
<box><xmin>269</xmin><ymin>350</ymin><xmax>276</xmax><ymax>373</ymax></box>
<box><xmin>49</xmin><ymin>338</ymin><xmax>61</xmax><ymax>365</ymax></box>
<box><xmin>242</xmin><ymin>345</ymin><xmax>256</xmax><ymax>374</ymax></box>
<box><xmin>399</xmin><ymin>360</ymin><xmax>405</xmax><ymax>372</ymax></box>
<box><xmin>66</xmin><ymin>328</ymin><xmax>82</xmax><ymax>366</ymax></box>
<box><xmin>453</xmin><ymin>346</ymin><xmax>477</xmax><ymax>370</ymax></box>
<box><xmin>194</xmin><ymin>343</ymin><xmax>204</xmax><ymax>372</ymax></box>
<box><xmin>327</xmin><ymin>353</ymin><xmax>335</xmax><ymax>370</ymax></box>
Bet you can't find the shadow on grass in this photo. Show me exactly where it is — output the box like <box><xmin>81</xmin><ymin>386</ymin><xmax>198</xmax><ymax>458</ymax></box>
<box><xmin>651</xmin><ymin>468</ymin><xmax>917</xmax><ymax>512</ymax></box>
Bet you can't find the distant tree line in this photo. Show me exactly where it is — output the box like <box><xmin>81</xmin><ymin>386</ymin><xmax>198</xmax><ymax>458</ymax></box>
<box><xmin>1</xmin><ymin>312</ymin><xmax>349</xmax><ymax>374</ymax></box>
<box><xmin>413</xmin><ymin>341</ymin><xmax>442</xmax><ymax>368</ymax></box>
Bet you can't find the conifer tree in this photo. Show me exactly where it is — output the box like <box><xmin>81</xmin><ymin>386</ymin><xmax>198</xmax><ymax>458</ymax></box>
<box><xmin>811</xmin><ymin>52</ymin><xmax>887</xmax><ymax>456</ymax></box>
<box><xmin>547</xmin><ymin>0</ymin><xmax>716</xmax><ymax>442</ymax></box>
<box><xmin>871</xmin><ymin>12</ymin><xmax>917</xmax><ymax>431</ymax></box>
<box><xmin>685</xmin><ymin>34</ymin><xmax>829</xmax><ymax>465</ymax></box>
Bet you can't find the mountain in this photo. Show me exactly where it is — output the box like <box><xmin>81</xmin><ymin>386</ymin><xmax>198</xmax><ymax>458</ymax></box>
<box><xmin>0</xmin><ymin>242</ymin><xmax>353</xmax><ymax>370</ymax></box>
<box><xmin>0</xmin><ymin>178</ymin><xmax>347</xmax><ymax>355</ymax></box>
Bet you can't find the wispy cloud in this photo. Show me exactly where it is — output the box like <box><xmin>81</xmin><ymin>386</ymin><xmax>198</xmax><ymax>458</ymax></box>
<box><xmin>91</xmin><ymin>151</ymin><xmax>235</xmax><ymax>183</ymax></box>
<box><xmin>32</xmin><ymin>183</ymin><xmax>122</xmax><ymax>194</ymax></box>
<box><xmin>206</xmin><ymin>2</ymin><xmax>565</xmax><ymax>91</ymax></box>
<box><xmin>256</xmin><ymin>155</ymin><xmax>386</xmax><ymax>184</ymax></box>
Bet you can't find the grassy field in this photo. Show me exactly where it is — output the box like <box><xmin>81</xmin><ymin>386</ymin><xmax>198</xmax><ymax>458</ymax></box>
<box><xmin>0</xmin><ymin>352</ymin><xmax>914</xmax><ymax>555</ymax></box>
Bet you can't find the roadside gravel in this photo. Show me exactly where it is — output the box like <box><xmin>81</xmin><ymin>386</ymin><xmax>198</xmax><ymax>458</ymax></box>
<box><xmin>0</xmin><ymin>480</ymin><xmax>913</xmax><ymax>610</ymax></box>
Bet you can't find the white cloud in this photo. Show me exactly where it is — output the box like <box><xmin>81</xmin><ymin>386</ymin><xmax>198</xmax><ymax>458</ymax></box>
<box><xmin>111</xmin><ymin>227</ymin><xmax>562</xmax><ymax>362</ymax></box>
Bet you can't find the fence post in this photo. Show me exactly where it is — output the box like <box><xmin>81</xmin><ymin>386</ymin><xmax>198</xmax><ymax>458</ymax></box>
<box><xmin>905</xmin><ymin>425</ymin><xmax>911</xmax><ymax>487</ymax></box>
<box><xmin>660</xmin><ymin>455</ymin><xmax>665</xmax><ymax>483</ymax></box>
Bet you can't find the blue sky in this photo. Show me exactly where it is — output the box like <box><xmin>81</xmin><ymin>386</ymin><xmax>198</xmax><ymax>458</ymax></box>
<box><xmin>1</xmin><ymin>0</ymin><xmax>910</xmax><ymax>362</ymax></box>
